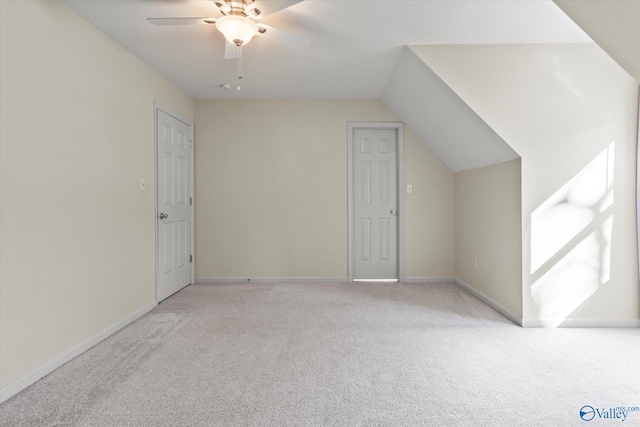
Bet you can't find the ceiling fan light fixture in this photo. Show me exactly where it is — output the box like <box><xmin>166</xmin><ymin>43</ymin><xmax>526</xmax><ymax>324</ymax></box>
<box><xmin>215</xmin><ymin>15</ymin><xmax>258</xmax><ymax>46</ymax></box>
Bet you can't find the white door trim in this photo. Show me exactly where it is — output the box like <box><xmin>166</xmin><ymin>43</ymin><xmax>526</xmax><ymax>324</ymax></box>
<box><xmin>153</xmin><ymin>102</ymin><xmax>195</xmax><ymax>302</ymax></box>
<box><xmin>347</xmin><ymin>122</ymin><xmax>405</xmax><ymax>283</ymax></box>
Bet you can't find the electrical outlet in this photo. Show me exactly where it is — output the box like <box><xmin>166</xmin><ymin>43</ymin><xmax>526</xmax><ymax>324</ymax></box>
<box><xmin>407</xmin><ymin>184</ymin><xmax>413</xmax><ymax>194</ymax></box>
<box><xmin>472</xmin><ymin>257</ymin><xmax>477</xmax><ymax>268</ymax></box>
<box><xmin>139</xmin><ymin>178</ymin><xmax>146</xmax><ymax>191</ymax></box>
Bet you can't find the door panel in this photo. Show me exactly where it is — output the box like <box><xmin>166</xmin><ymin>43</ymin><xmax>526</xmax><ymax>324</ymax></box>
<box><xmin>353</xmin><ymin>128</ymin><xmax>398</xmax><ymax>280</ymax></box>
<box><xmin>157</xmin><ymin>110</ymin><xmax>191</xmax><ymax>301</ymax></box>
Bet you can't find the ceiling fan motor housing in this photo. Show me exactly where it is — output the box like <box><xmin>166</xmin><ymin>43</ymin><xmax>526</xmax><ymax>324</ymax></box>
<box><xmin>215</xmin><ymin>0</ymin><xmax>261</xmax><ymax>19</ymax></box>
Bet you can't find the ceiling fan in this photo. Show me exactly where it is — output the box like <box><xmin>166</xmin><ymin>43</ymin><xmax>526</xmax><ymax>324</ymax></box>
<box><xmin>147</xmin><ymin>0</ymin><xmax>310</xmax><ymax>61</ymax></box>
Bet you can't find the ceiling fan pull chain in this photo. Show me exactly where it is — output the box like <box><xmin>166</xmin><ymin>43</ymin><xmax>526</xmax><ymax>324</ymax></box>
<box><xmin>236</xmin><ymin>44</ymin><xmax>243</xmax><ymax>91</ymax></box>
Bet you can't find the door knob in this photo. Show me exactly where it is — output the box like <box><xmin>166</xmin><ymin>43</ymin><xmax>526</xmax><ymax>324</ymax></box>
<box><xmin>159</xmin><ymin>213</ymin><xmax>168</xmax><ymax>219</ymax></box>
<box><xmin>390</xmin><ymin>210</ymin><xmax>397</xmax><ymax>215</ymax></box>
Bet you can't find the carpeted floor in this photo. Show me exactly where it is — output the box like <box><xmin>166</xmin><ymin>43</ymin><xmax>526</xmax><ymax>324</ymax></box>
<box><xmin>1</xmin><ymin>282</ymin><xmax>638</xmax><ymax>426</ymax></box>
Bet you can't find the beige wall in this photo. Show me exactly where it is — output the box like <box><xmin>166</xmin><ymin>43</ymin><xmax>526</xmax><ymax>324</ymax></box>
<box><xmin>455</xmin><ymin>160</ymin><xmax>523</xmax><ymax>317</ymax></box>
<box><xmin>194</xmin><ymin>99</ymin><xmax>454</xmax><ymax>280</ymax></box>
<box><xmin>414</xmin><ymin>44</ymin><xmax>639</xmax><ymax>325</ymax></box>
<box><xmin>0</xmin><ymin>0</ymin><xmax>194</xmax><ymax>389</ymax></box>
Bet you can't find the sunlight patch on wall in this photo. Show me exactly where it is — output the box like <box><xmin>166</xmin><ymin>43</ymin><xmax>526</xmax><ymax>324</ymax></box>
<box><xmin>531</xmin><ymin>218</ymin><xmax>612</xmax><ymax>327</ymax></box>
<box><xmin>530</xmin><ymin>144</ymin><xmax>614</xmax><ymax>327</ymax></box>
<box><xmin>531</xmin><ymin>144</ymin><xmax>614</xmax><ymax>273</ymax></box>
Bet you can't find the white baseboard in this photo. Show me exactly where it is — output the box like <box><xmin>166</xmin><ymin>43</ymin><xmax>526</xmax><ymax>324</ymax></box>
<box><xmin>403</xmin><ymin>277</ymin><xmax>457</xmax><ymax>284</ymax></box>
<box><xmin>0</xmin><ymin>301</ymin><xmax>157</xmax><ymax>404</ymax></box>
<box><xmin>196</xmin><ymin>276</ymin><xmax>456</xmax><ymax>284</ymax></box>
<box><xmin>452</xmin><ymin>278</ymin><xmax>523</xmax><ymax>326</ymax></box>
<box><xmin>452</xmin><ymin>279</ymin><xmax>640</xmax><ymax>328</ymax></box>
<box><xmin>522</xmin><ymin>318</ymin><xmax>640</xmax><ymax>328</ymax></box>
<box><xmin>196</xmin><ymin>277</ymin><xmax>348</xmax><ymax>284</ymax></box>
<box><xmin>197</xmin><ymin>277</ymin><xmax>457</xmax><ymax>284</ymax></box>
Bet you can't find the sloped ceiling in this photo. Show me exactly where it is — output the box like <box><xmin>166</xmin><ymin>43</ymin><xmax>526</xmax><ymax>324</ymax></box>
<box><xmin>554</xmin><ymin>0</ymin><xmax>640</xmax><ymax>84</ymax></box>
<box><xmin>59</xmin><ymin>0</ymin><xmax>600</xmax><ymax>172</ymax></box>
<box><xmin>411</xmin><ymin>43</ymin><xmax>637</xmax><ymax>196</ymax></box>
<box><xmin>382</xmin><ymin>47</ymin><xmax>518</xmax><ymax>172</ymax></box>
<box><xmin>61</xmin><ymin>0</ymin><xmax>590</xmax><ymax>99</ymax></box>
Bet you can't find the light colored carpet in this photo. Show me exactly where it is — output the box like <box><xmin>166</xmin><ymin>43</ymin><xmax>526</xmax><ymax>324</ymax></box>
<box><xmin>1</xmin><ymin>282</ymin><xmax>638</xmax><ymax>426</ymax></box>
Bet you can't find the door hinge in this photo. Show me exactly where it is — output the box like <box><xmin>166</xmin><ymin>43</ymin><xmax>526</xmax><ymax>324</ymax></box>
<box><xmin>190</xmin><ymin>255</ymin><xmax>193</xmax><ymax>263</ymax></box>
<box><xmin>189</xmin><ymin>139</ymin><xmax>193</xmax><ymax>148</ymax></box>
<box><xmin>190</xmin><ymin>197</ymin><xmax>192</xmax><ymax>205</ymax></box>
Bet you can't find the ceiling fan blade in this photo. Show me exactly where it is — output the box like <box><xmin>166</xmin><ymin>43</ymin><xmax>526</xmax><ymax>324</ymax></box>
<box><xmin>212</xmin><ymin>1</ymin><xmax>231</xmax><ymax>14</ymax></box>
<box><xmin>147</xmin><ymin>17</ymin><xmax>216</xmax><ymax>26</ymax></box>
<box><xmin>246</xmin><ymin>0</ymin><xmax>304</xmax><ymax>19</ymax></box>
<box><xmin>257</xmin><ymin>24</ymin><xmax>310</xmax><ymax>50</ymax></box>
<box><xmin>224</xmin><ymin>41</ymin><xmax>239</xmax><ymax>60</ymax></box>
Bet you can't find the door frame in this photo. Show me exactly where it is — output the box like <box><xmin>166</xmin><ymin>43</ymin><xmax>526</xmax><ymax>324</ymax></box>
<box><xmin>153</xmin><ymin>102</ymin><xmax>195</xmax><ymax>302</ymax></box>
<box><xmin>347</xmin><ymin>122</ymin><xmax>405</xmax><ymax>283</ymax></box>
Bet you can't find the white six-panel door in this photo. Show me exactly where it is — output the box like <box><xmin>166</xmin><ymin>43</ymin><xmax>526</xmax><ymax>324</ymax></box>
<box><xmin>156</xmin><ymin>109</ymin><xmax>192</xmax><ymax>301</ymax></box>
<box><xmin>353</xmin><ymin>128</ymin><xmax>398</xmax><ymax>280</ymax></box>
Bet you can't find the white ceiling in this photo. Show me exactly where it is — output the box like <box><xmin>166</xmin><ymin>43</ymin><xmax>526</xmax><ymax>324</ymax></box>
<box><xmin>383</xmin><ymin>47</ymin><xmax>518</xmax><ymax>172</ymax></box>
<box><xmin>62</xmin><ymin>0</ymin><xmax>591</xmax><ymax>99</ymax></box>
<box><xmin>554</xmin><ymin>0</ymin><xmax>640</xmax><ymax>83</ymax></box>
